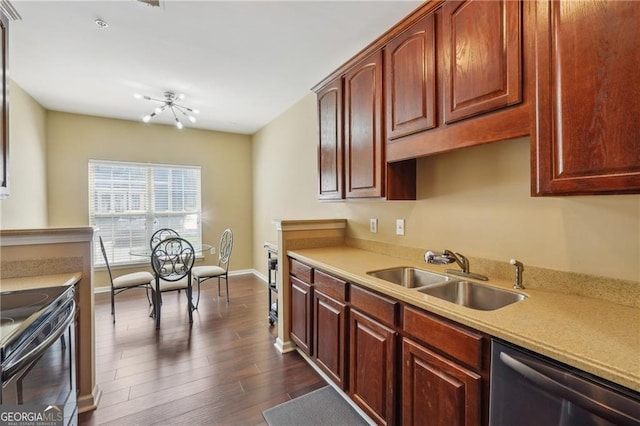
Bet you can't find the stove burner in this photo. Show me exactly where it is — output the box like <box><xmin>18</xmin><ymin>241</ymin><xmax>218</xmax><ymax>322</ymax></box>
<box><xmin>1</xmin><ymin>293</ymin><xmax>49</xmax><ymax>312</ymax></box>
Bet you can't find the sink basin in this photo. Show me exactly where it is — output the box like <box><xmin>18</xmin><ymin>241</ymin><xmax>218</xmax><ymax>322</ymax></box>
<box><xmin>367</xmin><ymin>267</ymin><xmax>450</xmax><ymax>288</ymax></box>
<box><xmin>416</xmin><ymin>280</ymin><xmax>526</xmax><ymax>311</ymax></box>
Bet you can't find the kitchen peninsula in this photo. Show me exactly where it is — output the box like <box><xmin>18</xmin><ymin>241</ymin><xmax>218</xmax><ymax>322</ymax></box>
<box><xmin>0</xmin><ymin>227</ymin><xmax>101</xmax><ymax>413</ymax></box>
<box><xmin>273</xmin><ymin>220</ymin><xmax>639</xmax><ymax>393</ymax></box>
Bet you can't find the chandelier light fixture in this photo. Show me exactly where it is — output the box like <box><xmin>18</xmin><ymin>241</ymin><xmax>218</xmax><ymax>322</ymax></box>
<box><xmin>135</xmin><ymin>91</ymin><xmax>199</xmax><ymax>129</ymax></box>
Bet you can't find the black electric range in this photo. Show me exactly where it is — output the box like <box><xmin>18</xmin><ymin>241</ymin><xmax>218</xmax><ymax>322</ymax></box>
<box><xmin>0</xmin><ymin>285</ymin><xmax>75</xmax><ymax>367</ymax></box>
<box><xmin>1</xmin><ymin>285</ymin><xmax>77</xmax><ymax>425</ymax></box>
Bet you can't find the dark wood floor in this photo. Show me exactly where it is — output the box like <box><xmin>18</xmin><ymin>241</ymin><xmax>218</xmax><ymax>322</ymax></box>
<box><xmin>79</xmin><ymin>274</ymin><xmax>325</xmax><ymax>425</ymax></box>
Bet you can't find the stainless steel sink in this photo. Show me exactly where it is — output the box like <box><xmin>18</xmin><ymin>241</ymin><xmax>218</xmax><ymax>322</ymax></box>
<box><xmin>416</xmin><ymin>280</ymin><xmax>526</xmax><ymax>311</ymax></box>
<box><xmin>367</xmin><ymin>267</ymin><xmax>451</xmax><ymax>288</ymax></box>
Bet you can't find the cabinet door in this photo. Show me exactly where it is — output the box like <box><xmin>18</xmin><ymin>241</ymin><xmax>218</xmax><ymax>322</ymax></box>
<box><xmin>344</xmin><ymin>51</ymin><xmax>384</xmax><ymax>198</ymax></box>
<box><xmin>442</xmin><ymin>0</ymin><xmax>522</xmax><ymax>124</ymax></box>
<box><xmin>317</xmin><ymin>77</ymin><xmax>344</xmax><ymax>200</ymax></box>
<box><xmin>402</xmin><ymin>338</ymin><xmax>482</xmax><ymax>426</ymax></box>
<box><xmin>532</xmin><ymin>0</ymin><xmax>640</xmax><ymax>195</ymax></box>
<box><xmin>289</xmin><ymin>276</ymin><xmax>313</xmax><ymax>355</ymax></box>
<box><xmin>385</xmin><ymin>12</ymin><xmax>437</xmax><ymax>140</ymax></box>
<box><xmin>313</xmin><ymin>290</ymin><xmax>347</xmax><ymax>389</ymax></box>
<box><xmin>350</xmin><ymin>309</ymin><xmax>396</xmax><ymax>425</ymax></box>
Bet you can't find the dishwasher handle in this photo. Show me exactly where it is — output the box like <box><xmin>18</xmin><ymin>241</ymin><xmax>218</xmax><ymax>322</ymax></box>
<box><xmin>2</xmin><ymin>299</ymin><xmax>75</xmax><ymax>382</ymax></box>
<box><xmin>499</xmin><ymin>352</ymin><xmax>640</xmax><ymax>426</ymax></box>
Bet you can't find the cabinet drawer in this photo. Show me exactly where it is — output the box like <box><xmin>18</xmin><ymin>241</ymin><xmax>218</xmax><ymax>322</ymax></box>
<box><xmin>350</xmin><ymin>285</ymin><xmax>398</xmax><ymax>327</ymax></box>
<box><xmin>314</xmin><ymin>269</ymin><xmax>347</xmax><ymax>301</ymax></box>
<box><xmin>403</xmin><ymin>306</ymin><xmax>484</xmax><ymax>370</ymax></box>
<box><xmin>290</xmin><ymin>258</ymin><xmax>313</xmax><ymax>283</ymax></box>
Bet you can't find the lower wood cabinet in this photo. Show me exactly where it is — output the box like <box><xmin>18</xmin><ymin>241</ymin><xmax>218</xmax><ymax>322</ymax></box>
<box><xmin>402</xmin><ymin>338</ymin><xmax>482</xmax><ymax>426</ymax></box>
<box><xmin>402</xmin><ymin>306</ymin><xmax>489</xmax><ymax>426</ymax></box>
<box><xmin>289</xmin><ymin>275</ymin><xmax>313</xmax><ymax>356</ymax></box>
<box><xmin>349</xmin><ymin>309</ymin><xmax>397</xmax><ymax>425</ymax></box>
<box><xmin>288</xmin><ymin>257</ymin><xmax>489</xmax><ymax>426</ymax></box>
<box><xmin>313</xmin><ymin>290</ymin><xmax>347</xmax><ymax>389</ymax></box>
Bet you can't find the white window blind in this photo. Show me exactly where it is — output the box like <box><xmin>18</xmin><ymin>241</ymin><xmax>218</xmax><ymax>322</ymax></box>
<box><xmin>89</xmin><ymin>160</ymin><xmax>202</xmax><ymax>267</ymax></box>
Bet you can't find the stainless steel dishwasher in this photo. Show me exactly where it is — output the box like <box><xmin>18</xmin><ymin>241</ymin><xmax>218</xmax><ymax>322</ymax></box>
<box><xmin>489</xmin><ymin>339</ymin><xmax>640</xmax><ymax>426</ymax></box>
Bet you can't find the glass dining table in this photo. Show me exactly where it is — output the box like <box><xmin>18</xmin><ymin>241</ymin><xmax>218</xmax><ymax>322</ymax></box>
<box><xmin>129</xmin><ymin>243</ymin><xmax>213</xmax><ymax>258</ymax></box>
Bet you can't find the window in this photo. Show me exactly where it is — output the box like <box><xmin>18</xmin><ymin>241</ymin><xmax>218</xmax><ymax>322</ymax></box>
<box><xmin>89</xmin><ymin>160</ymin><xmax>202</xmax><ymax>267</ymax></box>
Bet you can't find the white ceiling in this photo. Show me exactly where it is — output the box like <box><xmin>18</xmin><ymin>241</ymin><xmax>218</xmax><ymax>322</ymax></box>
<box><xmin>10</xmin><ymin>0</ymin><xmax>422</xmax><ymax>134</ymax></box>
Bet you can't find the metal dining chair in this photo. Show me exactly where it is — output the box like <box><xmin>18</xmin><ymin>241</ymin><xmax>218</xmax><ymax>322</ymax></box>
<box><xmin>99</xmin><ymin>236</ymin><xmax>154</xmax><ymax>323</ymax></box>
<box><xmin>150</xmin><ymin>228</ymin><xmax>180</xmax><ymax>250</ymax></box>
<box><xmin>192</xmin><ymin>228</ymin><xmax>234</xmax><ymax>308</ymax></box>
<box><xmin>150</xmin><ymin>236</ymin><xmax>196</xmax><ymax>329</ymax></box>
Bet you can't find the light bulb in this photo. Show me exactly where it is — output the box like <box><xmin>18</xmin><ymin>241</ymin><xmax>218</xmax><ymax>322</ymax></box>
<box><xmin>154</xmin><ymin>107</ymin><xmax>162</xmax><ymax>114</ymax></box>
<box><xmin>143</xmin><ymin>115</ymin><xmax>151</xmax><ymax>123</ymax></box>
<box><xmin>192</xmin><ymin>109</ymin><xmax>200</xmax><ymax>114</ymax></box>
<box><xmin>134</xmin><ymin>93</ymin><xmax>143</xmax><ymax>99</ymax></box>
<box><xmin>175</xmin><ymin>119</ymin><xmax>183</xmax><ymax>129</ymax></box>
<box><xmin>189</xmin><ymin>116</ymin><xmax>196</xmax><ymax>123</ymax></box>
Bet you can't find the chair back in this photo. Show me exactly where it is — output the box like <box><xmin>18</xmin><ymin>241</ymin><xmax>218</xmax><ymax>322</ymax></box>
<box><xmin>151</xmin><ymin>237</ymin><xmax>195</xmax><ymax>282</ymax></box>
<box><xmin>98</xmin><ymin>236</ymin><xmax>115</xmax><ymax>286</ymax></box>
<box><xmin>150</xmin><ymin>228</ymin><xmax>180</xmax><ymax>250</ymax></box>
<box><xmin>218</xmin><ymin>229</ymin><xmax>234</xmax><ymax>271</ymax></box>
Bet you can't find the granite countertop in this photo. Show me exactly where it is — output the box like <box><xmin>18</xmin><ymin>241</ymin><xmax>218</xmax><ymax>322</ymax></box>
<box><xmin>288</xmin><ymin>246</ymin><xmax>640</xmax><ymax>393</ymax></box>
<box><xmin>0</xmin><ymin>272</ymin><xmax>82</xmax><ymax>292</ymax></box>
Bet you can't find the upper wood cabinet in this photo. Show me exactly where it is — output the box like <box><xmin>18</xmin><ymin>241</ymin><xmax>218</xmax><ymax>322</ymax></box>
<box><xmin>0</xmin><ymin>11</ymin><xmax>9</xmax><ymax>200</ymax></box>
<box><xmin>317</xmin><ymin>77</ymin><xmax>344</xmax><ymax>200</ymax></box>
<box><xmin>531</xmin><ymin>0</ymin><xmax>640</xmax><ymax>195</ymax></box>
<box><xmin>385</xmin><ymin>13</ymin><xmax>437</xmax><ymax>140</ymax></box>
<box><xmin>384</xmin><ymin>0</ymin><xmax>529</xmax><ymax>163</ymax></box>
<box><xmin>442</xmin><ymin>0</ymin><xmax>522</xmax><ymax>123</ymax></box>
<box><xmin>314</xmin><ymin>0</ymin><xmax>528</xmax><ymax>198</ymax></box>
<box><xmin>344</xmin><ymin>51</ymin><xmax>385</xmax><ymax>198</ymax></box>
<box><xmin>315</xmin><ymin>53</ymin><xmax>416</xmax><ymax>200</ymax></box>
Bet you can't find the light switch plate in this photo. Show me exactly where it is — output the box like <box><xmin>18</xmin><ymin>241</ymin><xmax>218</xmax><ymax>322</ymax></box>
<box><xmin>396</xmin><ymin>219</ymin><xmax>405</xmax><ymax>236</ymax></box>
<box><xmin>370</xmin><ymin>218</ymin><xmax>378</xmax><ymax>233</ymax></box>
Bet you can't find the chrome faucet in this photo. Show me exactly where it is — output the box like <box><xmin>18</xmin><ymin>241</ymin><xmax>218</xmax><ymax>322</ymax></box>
<box><xmin>443</xmin><ymin>249</ymin><xmax>469</xmax><ymax>273</ymax></box>
<box><xmin>424</xmin><ymin>249</ymin><xmax>488</xmax><ymax>281</ymax></box>
<box><xmin>510</xmin><ymin>259</ymin><xmax>525</xmax><ymax>289</ymax></box>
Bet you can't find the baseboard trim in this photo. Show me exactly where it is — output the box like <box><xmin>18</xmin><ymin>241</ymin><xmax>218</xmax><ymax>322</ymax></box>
<box><xmin>274</xmin><ymin>338</ymin><xmax>296</xmax><ymax>354</ymax></box>
<box><xmin>77</xmin><ymin>384</ymin><xmax>102</xmax><ymax>414</ymax></box>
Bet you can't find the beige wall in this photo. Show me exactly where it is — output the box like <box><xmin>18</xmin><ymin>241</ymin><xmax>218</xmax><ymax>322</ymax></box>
<box><xmin>252</xmin><ymin>94</ymin><xmax>348</xmax><ymax>271</ymax></box>
<box><xmin>4</xmin><ymin>85</ymin><xmax>639</xmax><ymax>286</ymax></box>
<box><xmin>252</xmin><ymin>92</ymin><xmax>640</xmax><ymax>283</ymax></box>
<box><xmin>0</xmin><ymin>80</ymin><xmax>48</xmax><ymax>229</ymax></box>
<box><xmin>46</xmin><ymin>112</ymin><xmax>253</xmax><ymax>288</ymax></box>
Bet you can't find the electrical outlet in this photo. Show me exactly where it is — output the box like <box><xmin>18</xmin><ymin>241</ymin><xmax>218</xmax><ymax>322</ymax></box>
<box><xmin>370</xmin><ymin>218</ymin><xmax>378</xmax><ymax>233</ymax></box>
<box><xmin>210</xmin><ymin>247</ymin><xmax>216</xmax><ymax>255</ymax></box>
<box><xmin>396</xmin><ymin>219</ymin><xmax>405</xmax><ymax>236</ymax></box>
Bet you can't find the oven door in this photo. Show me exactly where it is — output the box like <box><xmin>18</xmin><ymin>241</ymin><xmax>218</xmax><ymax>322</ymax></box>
<box><xmin>1</xmin><ymin>298</ymin><xmax>77</xmax><ymax>426</ymax></box>
<box><xmin>490</xmin><ymin>339</ymin><xmax>640</xmax><ymax>426</ymax></box>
